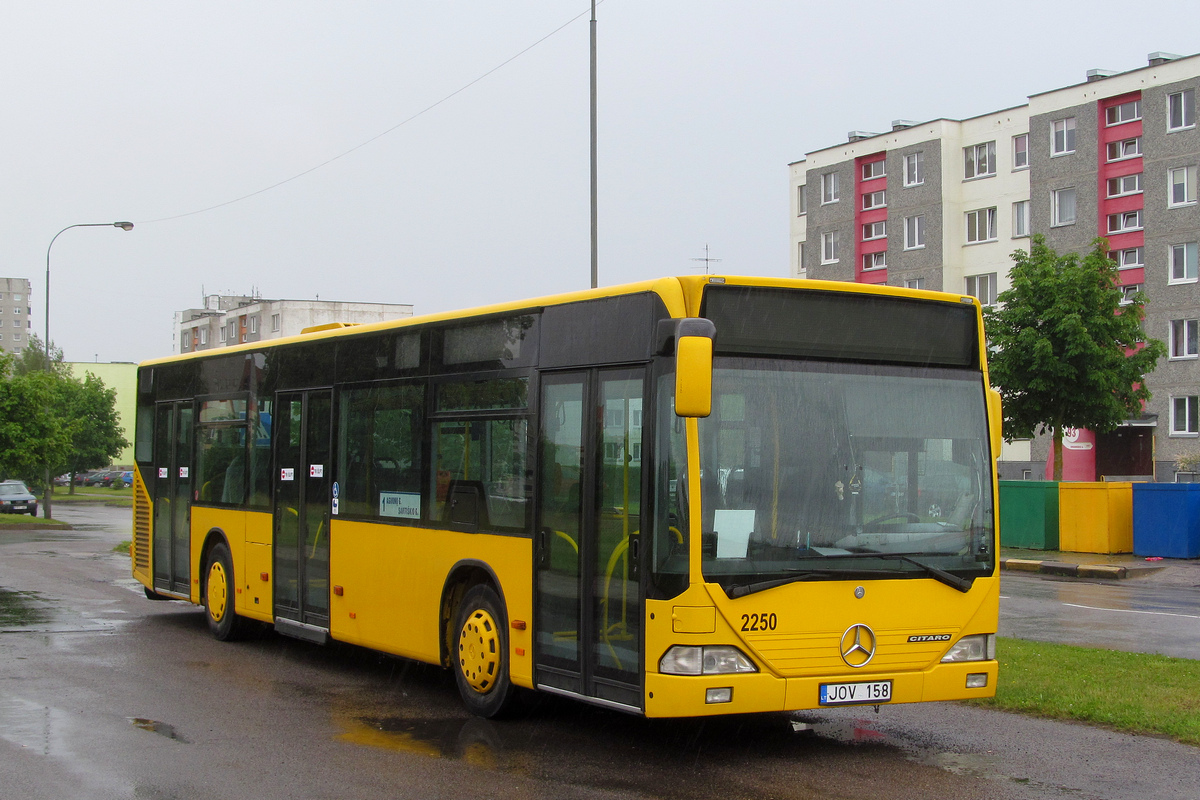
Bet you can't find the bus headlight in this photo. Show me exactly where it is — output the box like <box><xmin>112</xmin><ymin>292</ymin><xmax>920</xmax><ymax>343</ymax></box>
<box><xmin>659</xmin><ymin>645</ymin><xmax>758</xmax><ymax>675</ymax></box>
<box><xmin>940</xmin><ymin>634</ymin><xmax>996</xmax><ymax>663</ymax></box>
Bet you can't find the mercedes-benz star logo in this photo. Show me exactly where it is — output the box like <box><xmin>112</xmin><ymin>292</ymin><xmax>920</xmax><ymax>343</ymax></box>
<box><xmin>839</xmin><ymin>623</ymin><xmax>877</xmax><ymax>668</ymax></box>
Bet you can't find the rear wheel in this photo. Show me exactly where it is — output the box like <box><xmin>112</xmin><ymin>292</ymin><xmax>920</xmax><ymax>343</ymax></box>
<box><xmin>204</xmin><ymin>542</ymin><xmax>243</xmax><ymax>641</ymax></box>
<box><xmin>453</xmin><ymin>584</ymin><xmax>517</xmax><ymax>718</ymax></box>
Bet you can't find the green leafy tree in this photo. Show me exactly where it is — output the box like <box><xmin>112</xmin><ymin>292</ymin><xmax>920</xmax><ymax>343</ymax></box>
<box><xmin>12</xmin><ymin>334</ymin><xmax>68</xmax><ymax>378</ymax></box>
<box><xmin>0</xmin><ymin>356</ymin><xmax>73</xmax><ymax>498</ymax></box>
<box><xmin>984</xmin><ymin>236</ymin><xmax>1166</xmax><ymax>480</ymax></box>
<box><xmin>55</xmin><ymin>372</ymin><xmax>129</xmax><ymax>496</ymax></box>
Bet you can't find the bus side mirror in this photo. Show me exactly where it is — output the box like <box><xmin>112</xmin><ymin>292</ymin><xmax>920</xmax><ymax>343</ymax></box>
<box><xmin>987</xmin><ymin>388</ymin><xmax>1003</xmax><ymax>459</ymax></box>
<box><xmin>673</xmin><ymin>319</ymin><xmax>715</xmax><ymax>418</ymax></box>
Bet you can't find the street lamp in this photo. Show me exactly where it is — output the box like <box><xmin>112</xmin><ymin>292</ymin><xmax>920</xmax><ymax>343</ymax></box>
<box><xmin>45</xmin><ymin>221</ymin><xmax>134</xmax><ymax>371</ymax></box>
<box><xmin>41</xmin><ymin>221</ymin><xmax>134</xmax><ymax>519</ymax></box>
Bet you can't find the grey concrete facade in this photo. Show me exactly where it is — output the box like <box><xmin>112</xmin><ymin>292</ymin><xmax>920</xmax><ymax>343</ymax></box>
<box><xmin>804</xmin><ymin>161</ymin><xmax>857</xmax><ymax>281</ymax></box>
<box><xmin>0</xmin><ymin>277</ymin><xmax>33</xmax><ymax>356</ymax></box>
<box><xmin>885</xmin><ymin>139</ymin><xmax>945</xmax><ymax>290</ymax></box>
<box><xmin>1029</xmin><ymin>101</ymin><xmax>1100</xmax><ymax>256</ymax></box>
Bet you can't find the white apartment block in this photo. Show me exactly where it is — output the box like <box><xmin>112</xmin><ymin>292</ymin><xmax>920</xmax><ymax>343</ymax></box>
<box><xmin>174</xmin><ymin>294</ymin><xmax>414</xmax><ymax>355</ymax></box>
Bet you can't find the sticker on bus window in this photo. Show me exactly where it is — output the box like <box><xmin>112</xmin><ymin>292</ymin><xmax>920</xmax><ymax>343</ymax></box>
<box><xmin>310</xmin><ymin>464</ymin><xmax>324</xmax><ymax>478</ymax></box>
<box><xmin>158</xmin><ymin>468</ymin><xmax>168</xmax><ymax>479</ymax></box>
<box><xmin>280</xmin><ymin>468</ymin><xmax>295</xmax><ymax>481</ymax></box>
<box><xmin>379</xmin><ymin>491</ymin><xmax>420</xmax><ymax>519</ymax></box>
<box><xmin>179</xmin><ymin>467</ymin><xmax>189</xmax><ymax>479</ymax></box>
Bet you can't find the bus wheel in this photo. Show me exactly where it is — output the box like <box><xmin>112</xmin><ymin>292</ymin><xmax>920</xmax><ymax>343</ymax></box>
<box><xmin>204</xmin><ymin>542</ymin><xmax>242</xmax><ymax>641</ymax></box>
<box><xmin>453</xmin><ymin>585</ymin><xmax>516</xmax><ymax>718</ymax></box>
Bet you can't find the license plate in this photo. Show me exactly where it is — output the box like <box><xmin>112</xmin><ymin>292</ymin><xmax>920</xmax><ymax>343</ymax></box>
<box><xmin>11</xmin><ymin>504</ymin><xmax>26</xmax><ymax>511</ymax></box>
<box><xmin>819</xmin><ymin>680</ymin><xmax>892</xmax><ymax>705</ymax></box>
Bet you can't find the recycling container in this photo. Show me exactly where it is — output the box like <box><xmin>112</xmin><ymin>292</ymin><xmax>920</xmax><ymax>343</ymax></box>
<box><xmin>1058</xmin><ymin>481</ymin><xmax>1133</xmax><ymax>554</ymax></box>
<box><xmin>998</xmin><ymin>481</ymin><xmax>1059</xmax><ymax>550</ymax></box>
<box><xmin>1132</xmin><ymin>482</ymin><xmax>1200</xmax><ymax>559</ymax></box>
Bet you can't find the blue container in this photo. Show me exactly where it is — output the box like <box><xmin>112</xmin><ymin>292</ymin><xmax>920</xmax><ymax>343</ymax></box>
<box><xmin>1132</xmin><ymin>483</ymin><xmax>1200</xmax><ymax>559</ymax></box>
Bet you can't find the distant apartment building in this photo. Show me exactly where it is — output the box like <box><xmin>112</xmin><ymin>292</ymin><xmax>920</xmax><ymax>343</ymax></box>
<box><xmin>0</xmin><ymin>277</ymin><xmax>33</xmax><ymax>356</ymax></box>
<box><xmin>790</xmin><ymin>52</ymin><xmax>1200</xmax><ymax>482</ymax></box>
<box><xmin>173</xmin><ymin>294</ymin><xmax>415</xmax><ymax>355</ymax></box>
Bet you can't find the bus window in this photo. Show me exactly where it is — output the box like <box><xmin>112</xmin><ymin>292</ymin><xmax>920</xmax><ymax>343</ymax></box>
<box><xmin>651</xmin><ymin>374</ymin><xmax>688</xmax><ymax>599</ymax></box>
<box><xmin>337</xmin><ymin>383</ymin><xmax>424</xmax><ymax>519</ymax></box>
<box><xmin>430</xmin><ymin>418</ymin><xmax>529</xmax><ymax>531</ymax></box>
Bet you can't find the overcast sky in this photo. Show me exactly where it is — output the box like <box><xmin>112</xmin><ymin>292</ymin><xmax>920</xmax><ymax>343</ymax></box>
<box><xmin>3</xmin><ymin>1</ymin><xmax>1196</xmax><ymax>363</ymax></box>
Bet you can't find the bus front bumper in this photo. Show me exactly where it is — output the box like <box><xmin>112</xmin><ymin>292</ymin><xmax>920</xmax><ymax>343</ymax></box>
<box><xmin>642</xmin><ymin>660</ymin><xmax>998</xmax><ymax>718</ymax></box>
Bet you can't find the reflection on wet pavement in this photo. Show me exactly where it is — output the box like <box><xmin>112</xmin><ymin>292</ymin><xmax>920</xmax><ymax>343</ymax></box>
<box><xmin>129</xmin><ymin>717</ymin><xmax>189</xmax><ymax>743</ymax></box>
<box><xmin>0</xmin><ymin>588</ymin><xmax>54</xmax><ymax>628</ymax></box>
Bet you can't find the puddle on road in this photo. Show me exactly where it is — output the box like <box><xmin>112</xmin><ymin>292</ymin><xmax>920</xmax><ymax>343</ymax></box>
<box><xmin>0</xmin><ymin>588</ymin><xmax>54</xmax><ymax>628</ymax></box>
<box><xmin>129</xmin><ymin>718</ymin><xmax>189</xmax><ymax>743</ymax></box>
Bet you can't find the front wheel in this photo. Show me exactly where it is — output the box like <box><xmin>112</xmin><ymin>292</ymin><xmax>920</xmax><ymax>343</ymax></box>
<box><xmin>453</xmin><ymin>585</ymin><xmax>517</xmax><ymax>718</ymax></box>
<box><xmin>204</xmin><ymin>542</ymin><xmax>244</xmax><ymax>641</ymax></box>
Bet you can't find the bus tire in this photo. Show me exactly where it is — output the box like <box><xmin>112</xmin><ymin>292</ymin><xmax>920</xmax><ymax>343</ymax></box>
<box><xmin>204</xmin><ymin>542</ymin><xmax>243</xmax><ymax>641</ymax></box>
<box><xmin>452</xmin><ymin>584</ymin><xmax>516</xmax><ymax>718</ymax></box>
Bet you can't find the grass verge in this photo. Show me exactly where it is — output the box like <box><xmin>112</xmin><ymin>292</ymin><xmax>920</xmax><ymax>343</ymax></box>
<box><xmin>114</xmin><ymin>540</ymin><xmax>131</xmax><ymax>555</ymax></box>
<box><xmin>51</xmin><ymin>488</ymin><xmax>132</xmax><ymax>503</ymax></box>
<box><xmin>0</xmin><ymin>514</ymin><xmax>68</xmax><ymax>528</ymax></box>
<box><xmin>973</xmin><ymin>637</ymin><xmax>1200</xmax><ymax>746</ymax></box>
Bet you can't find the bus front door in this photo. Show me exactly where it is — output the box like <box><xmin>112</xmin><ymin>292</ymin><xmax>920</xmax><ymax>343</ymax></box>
<box><xmin>535</xmin><ymin>368</ymin><xmax>645</xmax><ymax>711</ymax></box>
<box><xmin>152</xmin><ymin>401</ymin><xmax>193</xmax><ymax>596</ymax></box>
<box><xmin>272</xmin><ymin>390</ymin><xmax>332</xmax><ymax>638</ymax></box>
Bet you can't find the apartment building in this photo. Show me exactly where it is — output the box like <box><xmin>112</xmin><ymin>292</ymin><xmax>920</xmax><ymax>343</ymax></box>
<box><xmin>0</xmin><ymin>278</ymin><xmax>33</xmax><ymax>357</ymax></box>
<box><xmin>173</xmin><ymin>294</ymin><xmax>414</xmax><ymax>355</ymax></box>
<box><xmin>790</xmin><ymin>52</ymin><xmax>1200</xmax><ymax>481</ymax></box>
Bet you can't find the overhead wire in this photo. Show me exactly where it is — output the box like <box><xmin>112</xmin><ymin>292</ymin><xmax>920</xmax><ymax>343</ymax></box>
<box><xmin>139</xmin><ymin>3</ymin><xmax>601</xmax><ymax>225</ymax></box>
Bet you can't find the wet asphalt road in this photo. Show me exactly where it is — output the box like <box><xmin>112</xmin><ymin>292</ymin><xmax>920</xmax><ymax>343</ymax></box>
<box><xmin>0</xmin><ymin>504</ymin><xmax>1198</xmax><ymax>800</ymax></box>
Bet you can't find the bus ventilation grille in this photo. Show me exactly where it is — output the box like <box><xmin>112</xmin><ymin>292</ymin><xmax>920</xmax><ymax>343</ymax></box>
<box><xmin>132</xmin><ymin>472</ymin><xmax>151</xmax><ymax>576</ymax></box>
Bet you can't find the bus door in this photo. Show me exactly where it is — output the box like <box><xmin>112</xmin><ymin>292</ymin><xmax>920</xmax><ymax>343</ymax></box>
<box><xmin>535</xmin><ymin>368</ymin><xmax>645</xmax><ymax>710</ymax></box>
<box><xmin>152</xmin><ymin>401</ymin><xmax>193</xmax><ymax>595</ymax></box>
<box><xmin>273</xmin><ymin>390</ymin><xmax>333</xmax><ymax>636</ymax></box>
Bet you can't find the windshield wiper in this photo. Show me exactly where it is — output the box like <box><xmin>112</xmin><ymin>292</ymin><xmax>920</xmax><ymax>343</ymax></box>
<box><xmin>836</xmin><ymin>552</ymin><xmax>973</xmax><ymax>593</ymax></box>
<box><xmin>725</xmin><ymin>572</ymin><xmax>822</xmax><ymax>599</ymax></box>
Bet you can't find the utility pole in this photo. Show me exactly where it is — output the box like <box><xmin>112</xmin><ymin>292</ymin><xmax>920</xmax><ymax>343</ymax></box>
<box><xmin>691</xmin><ymin>244</ymin><xmax>722</xmax><ymax>275</ymax></box>
<box><xmin>589</xmin><ymin>0</ymin><xmax>598</xmax><ymax>289</ymax></box>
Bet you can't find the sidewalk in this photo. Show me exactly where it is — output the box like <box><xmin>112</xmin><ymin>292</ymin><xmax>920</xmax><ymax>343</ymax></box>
<box><xmin>1000</xmin><ymin>547</ymin><xmax>1200</xmax><ymax>584</ymax></box>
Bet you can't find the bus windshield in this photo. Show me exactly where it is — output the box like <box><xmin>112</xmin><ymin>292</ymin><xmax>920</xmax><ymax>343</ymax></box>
<box><xmin>696</xmin><ymin>357</ymin><xmax>994</xmax><ymax>591</ymax></box>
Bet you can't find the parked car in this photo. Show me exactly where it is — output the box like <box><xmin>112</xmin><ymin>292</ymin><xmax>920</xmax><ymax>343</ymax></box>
<box><xmin>84</xmin><ymin>470</ymin><xmax>116</xmax><ymax>487</ymax></box>
<box><xmin>0</xmin><ymin>481</ymin><xmax>38</xmax><ymax>516</ymax></box>
<box><xmin>111</xmin><ymin>471</ymin><xmax>133</xmax><ymax>488</ymax></box>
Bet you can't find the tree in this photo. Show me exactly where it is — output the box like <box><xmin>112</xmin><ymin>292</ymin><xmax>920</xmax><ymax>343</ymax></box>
<box><xmin>55</xmin><ymin>371</ymin><xmax>129</xmax><ymax>494</ymax></box>
<box><xmin>0</xmin><ymin>355</ymin><xmax>72</xmax><ymax>494</ymax></box>
<box><xmin>984</xmin><ymin>236</ymin><xmax>1167</xmax><ymax>480</ymax></box>
<box><xmin>12</xmin><ymin>334</ymin><xmax>68</xmax><ymax>378</ymax></box>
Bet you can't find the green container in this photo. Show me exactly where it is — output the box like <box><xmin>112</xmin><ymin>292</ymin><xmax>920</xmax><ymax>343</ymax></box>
<box><xmin>998</xmin><ymin>480</ymin><xmax>1060</xmax><ymax>550</ymax></box>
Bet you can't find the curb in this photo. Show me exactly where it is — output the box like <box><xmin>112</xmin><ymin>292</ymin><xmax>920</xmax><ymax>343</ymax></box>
<box><xmin>999</xmin><ymin>557</ymin><xmax>1157</xmax><ymax>580</ymax></box>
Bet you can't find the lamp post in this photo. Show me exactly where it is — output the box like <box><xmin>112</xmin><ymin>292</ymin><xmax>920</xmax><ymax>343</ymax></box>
<box><xmin>42</xmin><ymin>221</ymin><xmax>134</xmax><ymax>518</ymax></box>
<box><xmin>45</xmin><ymin>221</ymin><xmax>134</xmax><ymax>371</ymax></box>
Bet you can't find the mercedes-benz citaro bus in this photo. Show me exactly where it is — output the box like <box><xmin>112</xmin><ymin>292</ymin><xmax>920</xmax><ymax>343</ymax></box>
<box><xmin>131</xmin><ymin>276</ymin><xmax>1000</xmax><ymax>718</ymax></box>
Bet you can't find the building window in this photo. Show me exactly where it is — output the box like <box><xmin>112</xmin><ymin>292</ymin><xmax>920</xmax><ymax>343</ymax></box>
<box><xmin>965</xmin><ymin>273</ymin><xmax>997</xmax><ymax>306</ymax></box>
<box><xmin>1107</xmin><ymin>173</ymin><xmax>1143</xmax><ymax>197</ymax></box>
<box><xmin>1168</xmin><ymin>90</ymin><xmax>1196</xmax><ymax>131</ymax></box>
<box><xmin>1107</xmin><ymin>210</ymin><xmax>1143</xmax><ymax>234</ymax></box>
<box><xmin>798</xmin><ymin>242</ymin><xmax>806</xmax><ymax>269</ymax></box>
<box><xmin>12</xmin><ymin>320</ymin><xmax>19</xmax><ymax>327</ymax></box>
<box><xmin>1051</xmin><ymin>118</ymin><xmax>1076</xmax><ymax>155</ymax></box>
<box><xmin>905</xmin><ymin>278</ymin><xmax>925</xmax><ymax>290</ymax></box>
<box><xmin>1119</xmin><ymin>283</ymin><xmax>1143</xmax><ymax>306</ymax></box>
<box><xmin>863</xmin><ymin>252</ymin><xmax>886</xmax><ymax>271</ymax></box>
<box><xmin>1109</xmin><ymin>247</ymin><xmax>1144</xmax><ymax>269</ymax></box>
<box><xmin>1170</xmin><ymin>242</ymin><xmax>1199</xmax><ymax>283</ymax></box>
<box><xmin>181</xmin><ymin>330</ymin><xmax>192</xmax><ymax>350</ymax></box>
<box><xmin>1013</xmin><ymin>134</ymin><xmax>1029</xmax><ymax>169</ymax></box>
<box><xmin>13</xmin><ymin>307</ymin><xmax>21</xmax><ymax>315</ymax></box>
<box><xmin>1013</xmin><ymin>200</ymin><xmax>1030</xmax><ymax>237</ymax></box>
<box><xmin>964</xmin><ymin>141</ymin><xmax>996</xmax><ymax>179</ymax></box>
<box><xmin>1172</xmin><ymin>395</ymin><xmax>1199</xmax><ymax>435</ymax></box>
<box><xmin>797</xmin><ymin>185</ymin><xmax>807</xmax><ymax>215</ymax></box>
<box><xmin>12</xmin><ymin>333</ymin><xmax>20</xmax><ymax>341</ymax></box>
<box><xmin>219</xmin><ymin>325</ymin><xmax>227</xmax><ymax>343</ymax></box>
<box><xmin>1107</xmin><ymin>137</ymin><xmax>1141</xmax><ymax>161</ymax></box>
<box><xmin>904</xmin><ymin>215</ymin><xmax>925</xmax><ymax>249</ymax></box>
<box><xmin>862</xmin><ymin>160</ymin><xmax>885</xmax><ymax>180</ymax></box>
<box><xmin>821</xmin><ymin>231</ymin><xmax>840</xmax><ymax>264</ymax></box>
<box><xmin>903</xmin><ymin>152</ymin><xmax>924</xmax><ymax>186</ymax></box>
<box><xmin>1105</xmin><ymin>100</ymin><xmax>1141</xmax><ymax>126</ymax></box>
<box><xmin>1171</xmin><ymin>319</ymin><xmax>1199</xmax><ymax>359</ymax></box>
<box><xmin>821</xmin><ymin>172</ymin><xmax>839</xmax><ymax>204</ymax></box>
<box><xmin>1052</xmin><ymin>188</ymin><xmax>1077</xmax><ymax>226</ymax></box>
<box><xmin>199</xmin><ymin>328</ymin><xmax>208</xmax><ymax>345</ymax></box>
<box><xmin>1169</xmin><ymin>166</ymin><xmax>1197</xmax><ymax>207</ymax></box>
<box><xmin>12</xmin><ymin>294</ymin><xmax>21</xmax><ymax>302</ymax></box>
<box><xmin>965</xmin><ymin>207</ymin><xmax>998</xmax><ymax>243</ymax></box>
<box><xmin>272</xmin><ymin>313</ymin><xmax>281</xmax><ymax>332</ymax></box>
<box><xmin>862</xmin><ymin>190</ymin><xmax>886</xmax><ymax>210</ymax></box>
<box><xmin>249</xmin><ymin>316</ymin><xmax>259</xmax><ymax>334</ymax></box>
<box><xmin>862</xmin><ymin>221</ymin><xmax>886</xmax><ymax>241</ymax></box>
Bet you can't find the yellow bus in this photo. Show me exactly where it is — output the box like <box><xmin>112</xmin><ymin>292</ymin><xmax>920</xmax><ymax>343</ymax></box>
<box><xmin>131</xmin><ymin>275</ymin><xmax>1001</xmax><ymax>718</ymax></box>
